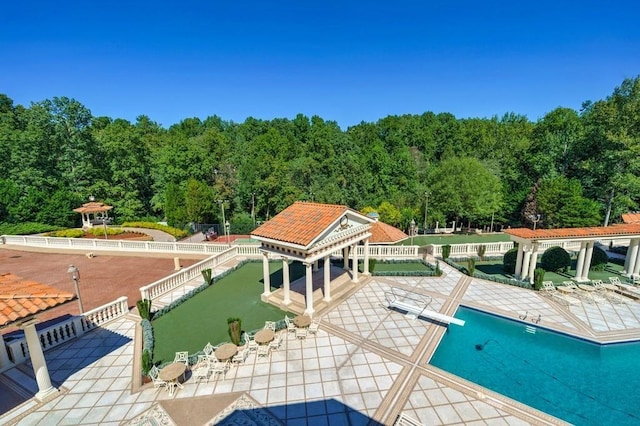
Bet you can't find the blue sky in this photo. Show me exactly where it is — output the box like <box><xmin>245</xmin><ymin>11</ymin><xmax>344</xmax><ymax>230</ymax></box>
<box><xmin>2</xmin><ymin>1</ymin><xmax>639</xmax><ymax>128</ymax></box>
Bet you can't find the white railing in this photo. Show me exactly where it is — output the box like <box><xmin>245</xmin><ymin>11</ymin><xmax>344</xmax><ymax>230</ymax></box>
<box><xmin>1</xmin><ymin>235</ymin><xmax>230</xmax><ymax>255</ymax></box>
<box><xmin>427</xmin><ymin>240</ymin><xmax>588</xmax><ymax>258</ymax></box>
<box><xmin>140</xmin><ymin>247</ymin><xmax>239</xmax><ymax>302</ymax></box>
<box><xmin>3</xmin><ymin>296</ymin><xmax>128</xmax><ymax>369</ymax></box>
<box><xmin>329</xmin><ymin>245</ymin><xmax>419</xmax><ymax>259</ymax></box>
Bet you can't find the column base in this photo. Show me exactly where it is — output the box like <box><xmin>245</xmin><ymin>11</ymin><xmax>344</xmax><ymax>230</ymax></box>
<box><xmin>282</xmin><ymin>298</ymin><xmax>291</xmax><ymax>306</ymax></box>
<box><xmin>304</xmin><ymin>308</ymin><xmax>315</xmax><ymax>317</ymax></box>
<box><xmin>260</xmin><ymin>293</ymin><xmax>271</xmax><ymax>302</ymax></box>
<box><xmin>36</xmin><ymin>386</ymin><xmax>59</xmax><ymax>402</ymax></box>
<box><xmin>323</xmin><ymin>297</ymin><xmax>332</xmax><ymax>303</ymax></box>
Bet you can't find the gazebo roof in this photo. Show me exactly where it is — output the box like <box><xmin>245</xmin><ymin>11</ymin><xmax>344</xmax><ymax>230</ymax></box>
<box><xmin>505</xmin><ymin>223</ymin><xmax>640</xmax><ymax>241</ymax></box>
<box><xmin>370</xmin><ymin>221</ymin><xmax>408</xmax><ymax>244</ymax></box>
<box><xmin>73</xmin><ymin>201</ymin><xmax>113</xmax><ymax>214</ymax></box>
<box><xmin>0</xmin><ymin>273</ymin><xmax>74</xmax><ymax>328</ymax></box>
<box><xmin>252</xmin><ymin>201</ymin><xmax>371</xmax><ymax>247</ymax></box>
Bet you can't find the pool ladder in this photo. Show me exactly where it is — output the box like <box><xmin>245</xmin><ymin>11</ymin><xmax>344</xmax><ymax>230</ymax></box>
<box><xmin>525</xmin><ymin>325</ymin><xmax>536</xmax><ymax>334</ymax></box>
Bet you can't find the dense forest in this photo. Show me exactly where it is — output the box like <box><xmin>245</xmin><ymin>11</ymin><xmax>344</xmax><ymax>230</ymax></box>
<box><xmin>1</xmin><ymin>77</ymin><xmax>639</xmax><ymax>234</ymax></box>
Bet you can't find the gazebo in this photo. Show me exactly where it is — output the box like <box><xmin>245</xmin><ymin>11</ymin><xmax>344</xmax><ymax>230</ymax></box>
<box><xmin>366</xmin><ymin>212</ymin><xmax>409</xmax><ymax>244</ymax></box>
<box><xmin>73</xmin><ymin>201</ymin><xmax>113</xmax><ymax>229</ymax></box>
<box><xmin>505</xmin><ymin>223</ymin><xmax>640</xmax><ymax>283</ymax></box>
<box><xmin>0</xmin><ymin>273</ymin><xmax>74</xmax><ymax>400</ymax></box>
<box><xmin>251</xmin><ymin>202</ymin><xmax>374</xmax><ymax>316</ymax></box>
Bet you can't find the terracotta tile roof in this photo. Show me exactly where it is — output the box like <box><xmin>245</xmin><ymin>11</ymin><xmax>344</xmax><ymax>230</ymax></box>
<box><xmin>0</xmin><ymin>273</ymin><xmax>74</xmax><ymax>328</ymax></box>
<box><xmin>370</xmin><ymin>221</ymin><xmax>408</xmax><ymax>244</ymax></box>
<box><xmin>252</xmin><ymin>202</ymin><xmax>352</xmax><ymax>247</ymax></box>
<box><xmin>73</xmin><ymin>201</ymin><xmax>113</xmax><ymax>214</ymax></box>
<box><xmin>505</xmin><ymin>223</ymin><xmax>640</xmax><ymax>240</ymax></box>
<box><xmin>621</xmin><ymin>213</ymin><xmax>640</xmax><ymax>224</ymax></box>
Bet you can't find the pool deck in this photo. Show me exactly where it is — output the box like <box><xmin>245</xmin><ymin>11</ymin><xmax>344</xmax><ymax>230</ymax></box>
<box><xmin>2</xmin><ymin>256</ymin><xmax>640</xmax><ymax>425</ymax></box>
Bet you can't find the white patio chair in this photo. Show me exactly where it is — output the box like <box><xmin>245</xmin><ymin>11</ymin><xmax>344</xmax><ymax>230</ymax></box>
<box><xmin>284</xmin><ymin>315</ymin><xmax>295</xmax><ymax>333</ymax></box>
<box><xmin>149</xmin><ymin>365</ymin><xmax>167</xmax><ymax>389</ymax></box>
<box><xmin>210</xmin><ymin>360</ymin><xmax>228</xmax><ymax>380</ymax></box>
<box><xmin>308</xmin><ymin>318</ymin><xmax>321</xmax><ymax>335</ymax></box>
<box><xmin>192</xmin><ymin>355</ymin><xmax>211</xmax><ymax>382</ymax></box>
<box><xmin>232</xmin><ymin>347</ymin><xmax>249</xmax><ymax>364</ymax></box>
<box><xmin>295</xmin><ymin>327</ymin><xmax>307</xmax><ymax>340</ymax></box>
<box><xmin>203</xmin><ymin>342</ymin><xmax>216</xmax><ymax>358</ymax></box>
<box><xmin>609</xmin><ymin>276</ymin><xmax>623</xmax><ymax>286</ymax></box>
<box><xmin>246</xmin><ymin>334</ymin><xmax>259</xmax><ymax>352</ymax></box>
<box><xmin>173</xmin><ymin>351</ymin><xmax>190</xmax><ymax>367</ymax></box>
<box><xmin>264</xmin><ymin>321</ymin><xmax>276</xmax><ymax>331</ymax></box>
<box><xmin>268</xmin><ymin>332</ymin><xmax>284</xmax><ymax>351</ymax></box>
<box><xmin>257</xmin><ymin>344</ymin><xmax>270</xmax><ymax>359</ymax></box>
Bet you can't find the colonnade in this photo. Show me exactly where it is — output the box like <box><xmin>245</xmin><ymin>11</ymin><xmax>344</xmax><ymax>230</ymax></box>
<box><xmin>514</xmin><ymin>238</ymin><xmax>640</xmax><ymax>283</ymax></box>
<box><xmin>261</xmin><ymin>239</ymin><xmax>370</xmax><ymax>316</ymax></box>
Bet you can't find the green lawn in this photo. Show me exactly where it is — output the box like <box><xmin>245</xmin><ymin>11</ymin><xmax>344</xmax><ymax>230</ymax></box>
<box><xmin>152</xmin><ymin>262</ymin><xmax>290</xmax><ymax>364</ymax></box>
<box><xmin>398</xmin><ymin>233</ymin><xmax>512</xmax><ymax>246</ymax></box>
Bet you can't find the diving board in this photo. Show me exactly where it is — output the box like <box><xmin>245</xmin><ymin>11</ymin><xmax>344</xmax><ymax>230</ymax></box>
<box><xmin>384</xmin><ymin>287</ymin><xmax>465</xmax><ymax>326</ymax></box>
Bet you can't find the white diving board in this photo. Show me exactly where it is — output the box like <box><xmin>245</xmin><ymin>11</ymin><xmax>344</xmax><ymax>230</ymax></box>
<box><xmin>384</xmin><ymin>288</ymin><xmax>465</xmax><ymax>326</ymax></box>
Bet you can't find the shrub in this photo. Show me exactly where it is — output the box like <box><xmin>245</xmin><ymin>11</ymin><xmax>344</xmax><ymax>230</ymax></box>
<box><xmin>227</xmin><ymin>317</ymin><xmax>242</xmax><ymax>346</ymax></box>
<box><xmin>503</xmin><ymin>248</ymin><xmax>518</xmax><ymax>274</ymax></box>
<box><xmin>141</xmin><ymin>349</ymin><xmax>152</xmax><ymax>375</ymax></box>
<box><xmin>467</xmin><ymin>258</ymin><xmax>476</xmax><ymax>275</ymax></box>
<box><xmin>442</xmin><ymin>244</ymin><xmax>451</xmax><ymax>260</ymax></box>
<box><xmin>540</xmin><ymin>246</ymin><xmax>571</xmax><ymax>272</ymax></box>
<box><xmin>141</xmin><ymin>318</ymin><xmax>154</xmax><ymax>357</ymax></box>
<box><xmin>534</xmin><ymin>268</ymin><xmax>545</xmax><ymax>290</ymax></box>
<box><xmin>0</xmin><ymin>222</ymin><xmax>63</xmax><ymax>235</ymax></box>
<box><xmin>86</xmin><ymin>227</ymin><xmax>125</xmax><ymax>237</ymax></box>
<box><xmin>477</xmin><ymin>244</ymin><xmax>486</xmax><ymax>261</ymax></box>
<box><xmin>590</xmin><ymin>246</ymin><xmax>608</xmax><ymax>271</ymax></box>
<box><xmin>368</xmin><ymin>258</ymin><xmax>377</xmax><ymax>273</ymax></box>
<box><xmin>137</xmin><ymin>299</ymin><xmax>152</xmax><ymax>320</ymax></box>
<box><xmin>45</xmin><ymin>229</ymin><xmax>85</xmax><ymax>238</ymax></box>
<box><xmin>202</xmin><ymin>268</ymin><xmax>214</xmax><ymax>286</ymax></box>
<box><xmin>435</xmin><ymin>261</ymin><xmax>441</xmax><ymax>276</ymax></box>
<box><xmin>121</xmin><ymin>221</ymin><xmax>188</xmax><ymax>239</ymax></box>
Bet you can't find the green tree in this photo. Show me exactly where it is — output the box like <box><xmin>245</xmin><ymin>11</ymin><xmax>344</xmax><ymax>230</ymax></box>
<box><xmin>536</xmin><ymin>177</ymin><xmax>601</xmax><ymax>228</ymax></box>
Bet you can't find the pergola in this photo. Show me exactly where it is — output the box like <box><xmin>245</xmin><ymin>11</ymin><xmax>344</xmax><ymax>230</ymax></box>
<box><xmin>251</xmin><ymin>202</ymin><xmax>374</xmax><ymax>316</ymax></box>
<box><xmin>505</xmin><ymin>223</ymin><xmax>640</xmax><ymax>283</ymax></box>
<box><xmin>73</xmin><ymin>201</ymin><xmax>113</xmax><ymax>229</ymax></box>
<box><xmin>0</xmin><ymin>273</ymin><xmax>74</xmax><ymax>400</ymax></box>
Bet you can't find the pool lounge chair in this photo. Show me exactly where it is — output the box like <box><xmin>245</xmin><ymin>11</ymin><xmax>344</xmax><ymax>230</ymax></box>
<box><xmin>592</xmin><ymin>281</ymin><xmax>628</xmax><ymax>304</ymax></box>
<box><xmin>541</xmin><ymin>282</ymin><xmax>580</xmax><ymax>306</ymax></box>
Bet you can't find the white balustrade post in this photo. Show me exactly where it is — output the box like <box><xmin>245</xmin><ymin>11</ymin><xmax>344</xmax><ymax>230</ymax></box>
<box><xmin>20</xmin><ymin>319</ymin><xmax>58</xmax><ymax>401</ymax></box>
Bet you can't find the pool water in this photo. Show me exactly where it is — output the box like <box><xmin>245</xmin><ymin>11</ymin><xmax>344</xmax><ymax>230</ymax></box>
<box><xmin>430</xmin><ymin>307</ymin><xmax>640</xmax><ymax>425</ymax></box>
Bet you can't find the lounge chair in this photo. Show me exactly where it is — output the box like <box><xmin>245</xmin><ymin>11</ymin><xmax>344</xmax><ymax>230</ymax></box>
<box><xmin>541</xmin><ymin>281</ymin><xmax>580</xmax><ymax>306</ymax></box>
<box><xmin>593</xmin><ymin>281</ymin><xmax>627</xmax><ymax>304</ymax></box>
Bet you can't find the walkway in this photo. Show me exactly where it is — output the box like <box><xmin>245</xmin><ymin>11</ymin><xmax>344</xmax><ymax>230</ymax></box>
<box><xmin>2</xmin><ymin>262</ymin><xmax>640</xmax><ymax>425</ymax></box>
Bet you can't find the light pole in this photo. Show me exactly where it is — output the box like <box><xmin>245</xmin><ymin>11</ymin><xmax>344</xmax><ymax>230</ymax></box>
<box><xmin>217</xmin><ymin>199</ymin><xmax>227</xmax><ymax>241</ymax></box>
<box><xmin>225</xmin><ymin>221</ymin><xmax>231</xmax><ymax>247</ymax></box>
<box><xmin>423</xmin><ymin>191</ymin><xmax>430</xmax><ymax>234</ymax></box>
<box><xmin>67</xmin><ymin>264</ymin><xmax>84</xmax><ymax>314</ymax></box>
<box><xmin>102</xmin><ymin>217</ymin><xmax>108</xmax><ymax>240</ymax></box>
<box><xmin>251</xmin><ymin>192</ymin><xmax>256</xmax><ymax>228</ymax></box>
<box><xmin>530</xmin><ymin>214</ymin><xmax>541</xmax><ymax>230</ymax></box>
<box><xmin>410</xmin><ymin>219</ymin><xmax>416</xmax><ymax>245</ymax></box>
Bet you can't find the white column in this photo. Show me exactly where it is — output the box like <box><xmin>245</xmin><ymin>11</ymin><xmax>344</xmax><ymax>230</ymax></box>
<box><xmin>575</xmin><ymin>242</ymin><xmax>587</xmax><ymax>281</ymax></box>
<box><xmin>21</xmin><ymin>319</ymin><xmax>58</xmax><ymax>401</ymax></box>
<box><xmin>343</xmin><ymin>247</ymin><xmax>349</xmax><ymax>269</ymax></box>
<box><xmin>580</xmin><ymin>241</ymin><xmax>595</xmax><ymax>281</ymax></box>
<box><xmin>527</xmin><ymin>243</ymin><xmax>539</xmax><ymax>284</ymax></box>
<box><xmin>262</xmin><ymin>253</ymin><xmax>271</xmax><ymax>296</ymax></box>
<box><xmin>313</xmin><ymin>260</ymin><xmax>319</xmax><ymax>272</ymax></box>
<box><xmin>514</xmin><ymin>243</ymin><xmax>524</xmax><ymax>277</ymax></box>
<box><xmin>624</xmin><ymin>239</ymin><xmax>639</xmax><ymax>276</ymax></box>
<box><xmin>304</xmin><ymin>262</ymin><xmax>314</xmax><ymax>316</ymax></box>
<box><xmin>633</xmin><ymin>245</ymin><xmax>640</xmax><ymax>277</ymax></box>
<box><xmin>363</xmin><ymin>238</ymin><xmax>370</xmax><ymax>275</ymax></box>
<box><xmin>520</xmin><ymin>246</ymin><xmax>532</xmax><ymax>281</ymax></box>
<box><xmin>282</xmin><ymin>257</ymin><xmax>291</xmax><ymax>305</ymax></box>
<box><xmin>351</xmin><ymin>244</ymin><xmax>359</xmax><ymax>282</ymax></box>
<box><xmin>323</xmin><ymin>256</ymin><xmax>331</xmax><ymax>302</ymax></box>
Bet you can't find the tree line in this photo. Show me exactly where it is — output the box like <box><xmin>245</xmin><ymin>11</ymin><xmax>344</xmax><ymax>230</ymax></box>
<box><xmin>0</xmin><ymin>76</ymin><xmax>639</xmax><ymax>233</ymax></box>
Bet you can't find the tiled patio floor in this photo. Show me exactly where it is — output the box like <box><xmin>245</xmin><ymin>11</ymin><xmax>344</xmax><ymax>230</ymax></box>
<box><xmin>2</xmin><ymin>261</ymin><xmax>639</xmax><ymax>425</ymax></box>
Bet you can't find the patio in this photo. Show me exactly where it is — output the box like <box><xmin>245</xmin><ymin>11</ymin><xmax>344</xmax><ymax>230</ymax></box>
<box><xmin>5</xmin><ymin>259</ymin><xmax>639</xmax><ymax>424</ymax></box>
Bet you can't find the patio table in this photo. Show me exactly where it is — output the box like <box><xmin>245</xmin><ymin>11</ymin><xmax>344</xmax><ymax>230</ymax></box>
<box><xmin>158</xmin><ymin>362</ymin><xmax>186</xmax><ymax>394</ymax></box>
<box><xmin>293</xmin><ymin>315</ymin><xmax>311</xmax><ymax>328</ymax></box>
<box><xmin>557</xmin><ymin>286</ymin><xmax>574</xmax><ymax>294</ymax></box>
<box><xmin>602</xmin><ymin>283</ymin><xmax>618</xmax><ymax>291</ymax></box>
<box><xmin>254</xmin><ymin>329</ymin><xmax>275</xmax><ymax>345</ymax></box>
<box><xmin>215</xmin><ymin>343</ymin><xmax>238</xmax><ymax>362</ymax></box>
<box><xmin>578</xmin><ymin>284</ymin><xmax>596</xmax><ymax>292</ymax></box>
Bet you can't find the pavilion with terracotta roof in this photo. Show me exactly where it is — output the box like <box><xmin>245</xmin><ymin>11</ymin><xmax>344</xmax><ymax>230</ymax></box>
<box><xmin>251</xmin><ymin>202</ymin><xmax>374</xmax><ymax>315</ymax></box>
<box><xmin>73</xmin><ymin>201</ymin><xmax>113</xmax><ymax>229</ymax></box>
<box><xmin>505</xmin><ymin>223</ymin><xmax>640</xmax><ymax>283</ymax></box>
<box><xmin>366</xmin><ymin>213</ymin><xmax>409</xmax><ymax>244</ymax></box>
<box><xmin>0</xmin><ymin>273</ymin><xmax>75</xmax><ymax>400</ymax></box>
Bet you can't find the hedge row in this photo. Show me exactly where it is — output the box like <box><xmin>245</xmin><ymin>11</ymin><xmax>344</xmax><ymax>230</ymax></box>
<box><xmin>0</xmin><ymin>222</ymin><xmax>63</xmax><ymax>235</ymax></box>
<box><xmin>445</xmin><ymin>259</ymin><xmax>532</xmax><ymax>289</ymax></box>
<box><xmin>121</xmin><ymin>221</ymin><xmax>188</xmax><ymax>239</ymax></box>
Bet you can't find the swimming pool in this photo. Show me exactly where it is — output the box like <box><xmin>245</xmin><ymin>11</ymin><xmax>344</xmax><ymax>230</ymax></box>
<box><xmin>429</xmin><ymin>307</ymin><xmax>640</xmax><ymax>425</ymax></box>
